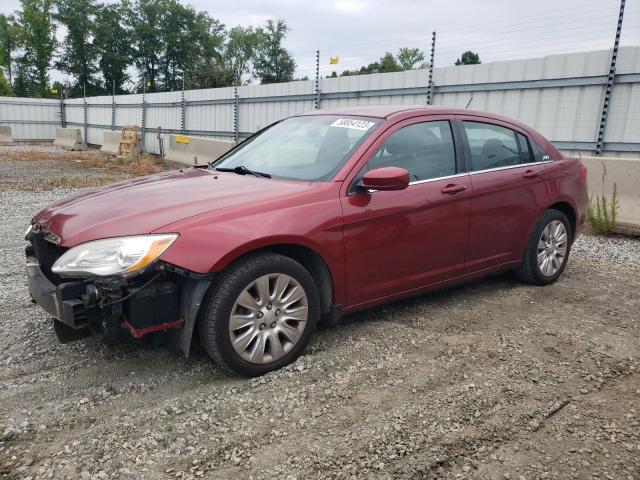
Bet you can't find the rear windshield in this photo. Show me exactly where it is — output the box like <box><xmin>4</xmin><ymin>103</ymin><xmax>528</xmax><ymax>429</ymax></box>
<box><xmin>212</xmin><ymin>115</ymin><xmax>381</xmax><ymax>181</ymax></box>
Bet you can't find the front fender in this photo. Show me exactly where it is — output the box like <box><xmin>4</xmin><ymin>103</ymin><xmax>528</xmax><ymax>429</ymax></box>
<box><xmin>155</xmin><ymin>194</ymin><xmax>347</xmax><ymax>307</ymax></box>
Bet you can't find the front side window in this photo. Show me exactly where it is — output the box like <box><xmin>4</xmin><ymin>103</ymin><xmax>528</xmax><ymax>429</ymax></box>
<box><xmin>363</xmin><ymin>120</ymin><xmax>457</xmax><ymax>183</ymax></box>
<box><xmin>463</xmin><ymin>121</ymin><xmax>534</xmax><ymax>171</ymax></box>
<box><xmin>213</xmin><ymin>115</ymin><xmax>381</xmax><ymax>181</ymax></box>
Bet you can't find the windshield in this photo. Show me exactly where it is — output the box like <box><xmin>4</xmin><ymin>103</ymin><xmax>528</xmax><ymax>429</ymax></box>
<box><xmin>212</xmin><ymin>115</ymin><xmax>381</xmax><ymax>181</ymax></box>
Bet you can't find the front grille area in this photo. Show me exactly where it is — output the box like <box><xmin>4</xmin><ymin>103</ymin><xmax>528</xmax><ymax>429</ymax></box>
<box><xmin>30</xmin><ymin>232</ymin><xmax>67</xmax><ymax>285</ymax></box>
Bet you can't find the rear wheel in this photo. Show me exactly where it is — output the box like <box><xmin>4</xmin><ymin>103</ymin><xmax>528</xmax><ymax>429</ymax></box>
<box><xmin>515</xmin><ymin>209</ymin><xmax>572</xmax><ymax>285</ymax></box>
<box><xmin>198</xmin><ymin>253</ymin><xmax>319</xmax><ymax>377</ymax></box>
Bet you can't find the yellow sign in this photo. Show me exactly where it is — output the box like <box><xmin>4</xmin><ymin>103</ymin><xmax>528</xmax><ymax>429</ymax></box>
<box><xmin>175</xmin><ymin>135</ymin><xmax>190</xmax><ymax>144</ymax></box>
<box><xmin>50</xmin><ymin>89</ymin><xmax>58</xmax><ymax>94</ymax></box>
<box><xmin>329</xmin><ymin>56</ymin><xmax>339</xmax><ymax>65</ymax></box>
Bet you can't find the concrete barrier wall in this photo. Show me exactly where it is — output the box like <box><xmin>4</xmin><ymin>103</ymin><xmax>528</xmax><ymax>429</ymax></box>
<box><xmin>164</xmin><ymin>135</ymin><xmax>234</xmax><ymax>166</ymax></box>
<box><xmin>100</xmin><ymin>131</ymin><xmax>121</xmax><ymax>155</ymax></box>
<box><xmin>581</xmin><ymin>156</ymin><xmax>640</xmax><ymax>228</ymax></box>
<box><xmin>53</xmin><ymin>128</ymin><xmax>82</xmax><ymax>149</ymax></box>
<box><xmin>0</xmin><ymin>125</ymin><xmax>12</xmax><ymax>144</ymax></box>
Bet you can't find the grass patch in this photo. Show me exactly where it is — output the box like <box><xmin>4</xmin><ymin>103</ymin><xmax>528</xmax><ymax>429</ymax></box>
<box><xmin>587</xmin><ymin>183</ymin><xmax>618</xmax><ymax>234</ymax></box>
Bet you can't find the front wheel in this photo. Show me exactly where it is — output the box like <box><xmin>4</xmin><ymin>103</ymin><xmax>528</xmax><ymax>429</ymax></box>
<box><xmin>198</xmin><ymin>253</ymin><xmax>319</xmax><ymax>377</ymax></box>
<box><xmin>515</xmin><ymin>209</ymin><xmax>572</xmax><ymax>285</ymax></box>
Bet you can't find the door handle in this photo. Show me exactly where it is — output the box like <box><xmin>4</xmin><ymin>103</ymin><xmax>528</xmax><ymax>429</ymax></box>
<box><xmin>440</xmin><ymin>184</ymin><xmax>467</xmax><ymax>194</ymax></box>
<box><xmin>522</xmin><ymin>170</ymin><xmax>540</xmax><ymax>179</ymax></box>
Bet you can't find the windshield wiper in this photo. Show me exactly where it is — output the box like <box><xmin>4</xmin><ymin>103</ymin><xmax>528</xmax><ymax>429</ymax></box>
<box><xmin>215</xmin><ymin>165</ymin><xmax>271</xmax><ymax>178</ymax></box>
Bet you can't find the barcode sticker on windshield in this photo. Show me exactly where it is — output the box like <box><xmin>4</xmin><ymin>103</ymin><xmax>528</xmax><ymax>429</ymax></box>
<box><xmin>330</xmin><ymin>118</ymin><xmax>375</xmax><ymax>131</ymax></box>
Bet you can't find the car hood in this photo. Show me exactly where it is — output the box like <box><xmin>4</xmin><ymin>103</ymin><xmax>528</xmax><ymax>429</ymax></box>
<box><xmin>33</xmin><ymin>168</ymin><xmax>316</xmax><ymax>247</ymax></box>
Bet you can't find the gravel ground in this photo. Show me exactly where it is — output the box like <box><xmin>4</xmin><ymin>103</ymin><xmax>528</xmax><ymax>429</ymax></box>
<box><xmin>1</xmin><ymin>154</ymin><xmax>639</xmax><ymax>480</ymax></box>
<box><xmin>0</xmin><ymin>145</ymin><xmax>67</xmax><ymax>154</ymax></box>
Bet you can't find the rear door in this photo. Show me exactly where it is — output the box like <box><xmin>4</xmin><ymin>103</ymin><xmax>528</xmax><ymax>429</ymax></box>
<box><xmin>457</xmin><ymin>117</ymin><xmax>550</xmax><ymax>273</ymax></box>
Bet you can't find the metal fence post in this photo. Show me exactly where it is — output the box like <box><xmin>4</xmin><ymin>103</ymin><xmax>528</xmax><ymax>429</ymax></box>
<box><xmin>595</xmin><ymin>0</ymin><xmax>625</xmax><ymax>156</ymax></box>
<box><xmin>111</xmin><ymin>80</ymin><xmax>116</xmax><ymax>131</ymax></box>
<box><xmin>141</xmin><ymin>81</ymin><xmax>147</xmax><ymax>152</ymax></box>
<box><xmin>181</xmin><ymin>79</ymin><xmax>186</xmax><ymax>135</ymax></box>
<box><xmin>426</xmin><ymin>31</ymin><xmax>436</xmax><ymax>105</ymax></box>
<box><xmin>59</xmin><ymin>89</ymin><xmax>66</xmax><ymax>128</ymax></box>
<box><xmin>233</xmin><ymin>86</ymin><xmax>239</xmax><ymax>144</ymax></box>
<box><xmin>314</xmin><ymin>50</ymin><xmax>320</xmax><ymax>109</ymax></box>
<box><xmin>83</xmin><ymin>83</ymin><xmax>88</xmax><ymax>143</ymax></box>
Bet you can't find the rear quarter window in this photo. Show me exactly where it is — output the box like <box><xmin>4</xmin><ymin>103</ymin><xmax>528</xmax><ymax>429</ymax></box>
<box><xmin>530</xmin><ymin>140</ymin><xmax>549</xmax><ymax>162</ymax></box>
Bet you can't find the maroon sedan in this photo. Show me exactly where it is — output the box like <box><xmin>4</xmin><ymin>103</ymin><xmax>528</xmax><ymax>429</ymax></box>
<box><xmin>26</xmin><ymin>106</ymin><xmax>588</xmax><ymax>376</ymax></box>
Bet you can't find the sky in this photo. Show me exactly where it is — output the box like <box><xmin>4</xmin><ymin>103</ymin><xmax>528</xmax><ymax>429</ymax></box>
<box><xmin>1</xmin><ymin>0</ymin><xmax>639</xmax><ymax>83</ymax></box>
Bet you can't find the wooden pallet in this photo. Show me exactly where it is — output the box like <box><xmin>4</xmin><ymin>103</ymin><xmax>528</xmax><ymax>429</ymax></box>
<box><xmin>117</xmin><ymin>125</ymin><xmax>141</xmax><ymax>160</ymax></box>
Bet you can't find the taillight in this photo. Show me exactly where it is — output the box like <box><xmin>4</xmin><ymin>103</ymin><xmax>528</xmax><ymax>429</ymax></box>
<box><xmin>578</xmin><ymin>162</ymin><xmax>587</xmax><ymax>183</ymax></box>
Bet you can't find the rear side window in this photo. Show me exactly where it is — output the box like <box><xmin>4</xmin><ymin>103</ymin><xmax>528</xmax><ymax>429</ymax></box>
<box><xmin>366</xmin><ymin>120</ymin><xmax>456</xmax><ymax>182</ymax></box>
<box><xmin>463</xmin><ymin>121</ymin><xmax>534</xmax><ymax>171</ymax></box>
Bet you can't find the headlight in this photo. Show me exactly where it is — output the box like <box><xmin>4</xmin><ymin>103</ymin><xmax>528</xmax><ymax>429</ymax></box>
<box><xmin>52</xmin><ymin>234</ymin><xmax>178</xmax><ymax>277</ymax></box>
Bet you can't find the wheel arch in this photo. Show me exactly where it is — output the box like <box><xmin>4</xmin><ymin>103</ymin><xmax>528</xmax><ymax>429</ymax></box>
<box><xmin>213</xmin><ymin>241</ymin><xmax>339</xmax><ymax>322</ymax></box>
<box><xmin>548</xmin><ymin>201</ymin><xmax>577</xmax><ymax>240</ymax></box>
<box><xmin>248</xmin><ymin>244</ymin><xmax>335</xmax><ymax>316</ymax></box>
<box><xmin>174</xmin><ymin>241</ymin><xmax>339</xmax><ymax>357</ymax></box>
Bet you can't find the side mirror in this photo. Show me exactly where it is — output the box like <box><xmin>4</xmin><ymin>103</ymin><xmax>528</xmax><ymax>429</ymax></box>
<box><xmin>361</xmin><ymin>167</ymin><xmax>410</xmax><ymax>192</ymax></box>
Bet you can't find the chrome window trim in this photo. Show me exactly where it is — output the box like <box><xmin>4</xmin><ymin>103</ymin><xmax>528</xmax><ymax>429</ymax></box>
<box><xmin>353</xmin><ymin>161</ymin><xmax>554</xmax><ymax>195</ymax></box>
<box><xmin>468</xmin><ymin>160</ymin><xmax>553</xmax><ymax>175</ymax></box>
<box><xmin>408</xmin><ymin>172</ymin><xmax>469</xmax><ymax>186</ymax></box>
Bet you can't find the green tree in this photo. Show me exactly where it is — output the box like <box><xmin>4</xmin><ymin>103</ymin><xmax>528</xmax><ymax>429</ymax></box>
<box><xmin>162</xmin><ymin>5</ymin><xmax>224</xmax><ymax>91</ymax></box>
<box><xmin>378</xmin><ymin>52</ymin><xmax>402</xmax><ymax>73</ymax></box>
<box><xmin>254</xmin><ymin>19</ymin><xmax>296</xmax><ymax>84</ymax></box>
<box><xmin>94</xmin><ymin>1</ymin><xmax>132</xmax><ymax>93</ymax></box>
<box><xmin>185</xmin><ymin>59</ymin><xmax>232</xmax><ymax>89</ymax></box>
<box><xmin>130</xmin><ymin>0</ymin><xmax>166</xmax><ymax>92</ymax></box>
<box><xmin>12</xmin><ymin>61</ymin><xmax>29</xmax><ymax>96</ymax></box>
<box><xmin>224</xmin><ymin>26</ymin><xmax>259</xmax><ymax>86</ymax></box>
<box><xmin>455</xmin><ymin>50</ymin><xmax>481</xmax><ymax>66</ymax></box>
<box><xmin>54</xmin><ymin>0</ymin><xmax>99</xmax><ymax>94</ymax></box>
<box><xmin>130</xmin><ymin>0</ymin><xmax>227</xmax><ymax>92</ymax></box>
<box><xmin>0</xmin><ymin>14</ymin><xmax>19</xmax><ymax>85</ymax></box>
<box><xmin>0</xmin><ymin>68</ymin><xmax>13</xmax><ymax>95</ymax></box>
<box><xmin>340</xmin><ymin>63</ymin><xmax>378</xmax><ymax>76</ymax></box>
<box><xmin>340</xmin><ymin>51</ymin><xmax>402</xmax><ymax>76</ymax></box>
<box><xmin>15</xmin><ymin>0</ymin><xmax>57</xmax><ymax>97</ymax></box>
<box><xmin>396</xmin><ymin>47</ymin><xmax>425</xmax><ymax>70</ymax></box>
<box><xmin>188</xmin><ymin>14</ymin><xmax>227</xmax><ymax>88</ymax></box>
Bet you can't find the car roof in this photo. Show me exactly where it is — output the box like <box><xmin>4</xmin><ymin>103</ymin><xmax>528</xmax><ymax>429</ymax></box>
<box><xmin>300</xmin><ymin>105</ymin><xmax>436</xmax><ymax>119</ymax></box>
<box><xmin>300</xmin><ymin>105</ymin><xmax>532</xmax><ymax>131</ymax></box>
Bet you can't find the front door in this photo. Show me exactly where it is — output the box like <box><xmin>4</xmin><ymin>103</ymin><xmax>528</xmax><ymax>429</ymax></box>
<box><xmin>341</xmin><ymin>117</ymin><xmax>472</xmax><ymax>308</ymax></box>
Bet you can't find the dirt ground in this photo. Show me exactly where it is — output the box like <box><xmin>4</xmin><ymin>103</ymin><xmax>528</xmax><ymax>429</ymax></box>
<box><xmin>1</xmin><ymin>150</ymin><xmax>639</xmax><ymax>480</ymax></box>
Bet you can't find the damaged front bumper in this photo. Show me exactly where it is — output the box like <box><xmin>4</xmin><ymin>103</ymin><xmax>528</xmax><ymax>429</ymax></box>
<box><xmin>26</xmin><ymin>250</ymin><xmax>212</xmax><ymax>356</ymax></box>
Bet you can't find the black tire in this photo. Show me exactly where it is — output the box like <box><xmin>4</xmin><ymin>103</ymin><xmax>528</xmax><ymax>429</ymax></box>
<box><xmin>198</xmin><ymin>253</ymin><xmax>319</xmax><ymax>377</ymax></box>
<box><xmin>515</xmin><ymin>209</ymin><xmax>572</xmax><ymax>285</ymax></box>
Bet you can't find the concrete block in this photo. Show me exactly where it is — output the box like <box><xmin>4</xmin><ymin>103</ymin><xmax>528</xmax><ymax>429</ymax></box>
<box><xmin>0</xmin><ymin>125</ymin><xmax>12</xmax><ymax>144</ymax></box>
<box><xmin>581</xmin><ymin>156</ymin><xmax>640</xmax><ymax>229</ymax></box>
<box><xmin>53</xmin><ymin>128</ymin><xmax>83</xmax><ymax>149</ymax></box>
<box><xmin>164</xmin><ymin>134</ymin><xmax>234</xmax><ymax>166</ymax></box>
<box><xmin>100</xmin><ymin>130</ymin><xmax>121</xmax><ymax>156</ymax></box>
